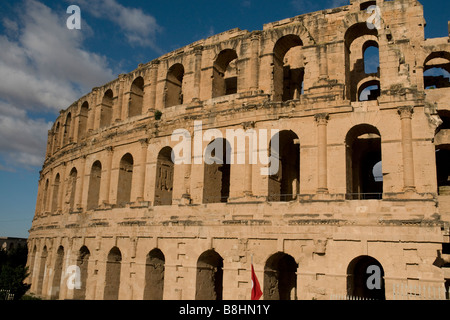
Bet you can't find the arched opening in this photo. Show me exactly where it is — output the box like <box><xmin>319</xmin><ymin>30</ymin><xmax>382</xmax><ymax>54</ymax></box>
<box><xmin>203</xmin><ymin>138</ymin><xmax>231</xmax><ymax>204</ymax></box>
<box><xmin>346</xmin><ymin>124</ymin><xmax>382</xmax><ymax>199</ymax></box>
<box><xmin>435</xmin><ymin>110</ymin><xmax>450</xmax><ymax>195</ymax></box>
<box><xmin>100</xmin><ymin>89</ymin><xmax>113</xmax><ymax>128</ymax></box>
<box><xmin>268</xmin><ymin>130</ymin><xmax>300</xmax><ymax>202</ymax></box>
<box><xmin>195</xmin><ymin>250</ymin><xmax>223</xmax><ymax>300</ymax></box>
<box><xmin>165</xmin><ymin>63</ymin><xmax>184</xmax><ymax>108</ymax></box>
<box><xmin>104</xmin><ymin>247</ymin><xmax>122</xmax><ymax>300</ymax></box>
<box><xmin>154</xmin><ymin>147</ymin><xmax>174</xmax><ymax>206</ymax></box>
<box><xmin>347</xmin><ymin>255</ymin><xmax>385</xmax><ymax>300</ymax></box>
<box><xmin>117</xmin><ymin>153</ymin><xmax>134</xmax><ymax>207</ymax></box>
<box><xmin>273</xmin><ymin>35</ymin><xmax>304</xmax><ymax>102</ymax></box>
<box><xmin>63</xmin><ymin>113</ymin><xmax>72</xmax><ymax>146</ymax></box>
<box><xmin>68</xmin><ymin>168</ymin><xmax>77</xmax><ymax>212</ymax></box>
<box><xmin>51</xmin><ymin>246</ymin><xmax>64</xmax><ymax>300</ymax></box>
<box><xmin>74</xmin><ymin>246</ymin><xmax>90</xmax><ymax>300</ymax></box>
<box><xmin>78</xmin><ymin>102</ymin><xmax>89</xmax><ymax>140</ymax></box>
<box><xmin>129</xmin><ymin>76</ymin><xmax>144</xmax><ymax>117</ymax></box>
<box><xmin>36</xmin><ymin>246</ymin><xmax>48</xmax><ymax>296</ymax></box>
<box><xmin>424</xmin><ymin>52</ymin><xmax>450</xmax><ymax>89</ymax></box>
<box><xmin>52</xmin><ymin>122</ymin><xmax>60</xmax><ymax>153</ymax></box>
<box><xmin>51</xmin><ymin>173</ymin><xmax>60</xmax><ymax>212</ymax></box>
<box><xmin>264</xmin><ymin>252</ymin><xmax>298</xmax><ymax>300</ymax></box>
<box><xmin>344</xmin><ymin>23</ymin><xmax>379</xmax><ymax>101</ymax></box>
<box><xmin>212</xmin><ymin>49</ymin><xmax>238</xmax><ymax>98</ymax></box>
<box><xmin>358</xmin><ymin>79</ymin><xmax>381</xmax><ymax>101</ymax></box>
<box><xmin>144</xmin><ymin>248</ymin><xmax>165</xmax><ymax>300</ymax></box>
<box><xmin>87</xmin><ymin>161</ymin><xmax>102</xmax><ymax>210</ymax></box>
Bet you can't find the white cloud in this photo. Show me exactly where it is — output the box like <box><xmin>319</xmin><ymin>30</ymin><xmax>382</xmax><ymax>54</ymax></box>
<box><xmin>0</xmin><ymin>0</ymin><xmax>117</xmax><ymax>171</ymax></box>
<box><xmin>75</xmin><ymin>0</ymin><xmax>162</xmax><ymax>50</ymax></box>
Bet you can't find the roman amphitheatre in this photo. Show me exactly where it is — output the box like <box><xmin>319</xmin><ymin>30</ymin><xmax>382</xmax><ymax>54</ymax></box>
<box><xmin>26</xmin><ymin>0</ymin><xmax>450</xmax><ymax>300</ymax></box>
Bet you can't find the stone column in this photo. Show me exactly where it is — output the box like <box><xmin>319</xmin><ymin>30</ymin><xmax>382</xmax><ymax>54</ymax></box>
<box><xmin>319</xmin><ymin>45</ymin><xmax>328</xmax><ymax>80</ymax></box>
<box><xmin>58</xmin><ymin>162</ymin><xmax>66</xmax><ymax>213</ymax></box>
<box><xmin>192</xmin><ymin>46</ymin><xmax>203</xmax><ymax>101</ymax></box>
<box><xmin>75</xmin><ymin>156</ymin><xmax>86</xmax><ymax>211</ymax></box>
<box><xmin>243</xmin><ymin>121</ymin><xmax>255</xmax><ymax>196</ymax></box>
<box><xmin>88</xmin><ymin>88</ymin><xmax>98</xmax><ymax>132</ymax></box>
<box><xmin>249</xmin><ymin>32</ymin><xmax>260</xmax><ymax>91</ymax></box>
<box><xmin>398</xmin><ymin>106</ymin><xmax>416</xmax><ymax>192</ymax></box>
<box><xmin>135</xmin><ymin>139</ymin><xmax>148</xmax><ymax>202</ymax></box>
<box><xmin>181</xmin><ymin>129</ymin><xmax>193</xmax><ymax>204</ymax></box>
<box><xmin>114</xmin><ymin>75</ymin><xmax>126</xmax><ymax>122</ymax></box>
<box><xmin>315</xmin><ymin>113</ymin><xmax>329</xmax><ymax>193</ymax></box>
<box><xmin>100</xmin><ymin>147</ymin><xmax>114</xmax><ymax>206</ymax></box>
<box><xmin>147</xmin><ymin>61</ymin><xmax>159</xmax><ymax>112</ymax></box>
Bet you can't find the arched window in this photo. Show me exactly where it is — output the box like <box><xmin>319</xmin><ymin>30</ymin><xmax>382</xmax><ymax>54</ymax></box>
<box><xmin>51</xmin><ymin>173</ymin><xmax>60</xmax><ymax>212</ymax></box>
<box><xmin>36</xmin><ymin>246</ymin><xmax>48</xmax><ymax>295</ymax></box>
<box><xmin>264</xmin><ymin>252</ymin><xmax>298</xmax><ymax>300</ymax></box>
<box><xmin>154</xmin><ymin>147</ymin><xmax>174</xmax><ymax>206</ymax></box>
<box><xmin>165</xmin><ymin>63</ymin><xmax>184</xmax><ymax>108</ymax></box>
<box><xmin>144</xmin><ymin>249</ymin><xmax>165</xmax><ymax>300</ymax></box>
<box><xmin>78</xmin><ymin>102</ymin><xmax>89</xmax><ymax>140</ymax></box>
<box><xmin>358</xmin><ymin>79</ymin><xmax>381</xmax><ymax>101</ymax></box>
<box><xmin>63</xmin><ymin>113</ymin><xmax>72</xmax><ymax>146</ymax></box>
<box><xmin>74</xmin><ymin>246</ymin><xmax>90</xmax><ymax>300</ymax></box>
<box><xmin>268</xmin><ymin>130</ymin><xmax>300</xmax><ymax>202</ymax></box>
<box><xmin>203</xmin><ymin>138</ymin><xmax>231</xmax><ymax>204</ymax></box>
<box><xmin>51</xmin><ymin>246</ymin><xmax>64</xmax><ymax>299</ymax></box>
<box><xmin>129</xmin><ymin>77</ymin><xmax>144</xmax><ymax>117</ymax></box>
<box><xmin>424</xmin><ymin>52</ymin><xmax>450</xmax><ymax>89</ymax></box>
<box><xmin>117</xmin><ymin>153</ymin><xmax>134</xmax><ymax>207</ymax></box>
<box><xmin>100</xmin><ymin>89</ymin><xmax>113</xmax><ymax>128</ymax></box>
<box><xmin>68</xmin><ymin>168</ymin><xmax>77</xmax><ymax>212</ymax></box>
<box><xmin>344</xmin><ymin>23</ymin><xmax>379</xmax><ymax>102</ymax></box>
<box><xmin>87</xmin><ymin>161</ymin><xmax>102</xmax><ymax>210</ymax></box>
<box><xmin>346</xmin><ymin>124</ymin><xmax>382</xmax><ymax>199</ymax></box>
<box><xmin>347</xmin><ymin>255</ymin><xmax>385</xmax><ymax>300</ymax></box>
<box><xmin>195</xmin><ymin>250</ymin><xmax>223</xmax><ymax>300</ymax></box>
<box><xmin>104</xmin><ymin>247</ymin><xmax>122</xmax><ymax>300</ymax></box>
<box><xmin>273</xmin><ymin>35</ymin><xmax>304</xmax><ymax>102</ymax></box>
<box><xmin>212</xmin><ymin>49</ymin><xmax>238</xmax><ymax>98</ymax></box>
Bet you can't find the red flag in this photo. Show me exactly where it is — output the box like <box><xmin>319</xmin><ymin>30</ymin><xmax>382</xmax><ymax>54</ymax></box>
<box><xmin>251</xmin><ymin>264</ymin><xmax>262</xmax><ymax>300</ymax></box>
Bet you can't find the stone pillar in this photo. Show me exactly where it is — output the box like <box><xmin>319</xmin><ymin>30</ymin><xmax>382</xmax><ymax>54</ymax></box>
<box><xmin>147</xmin><ymin>61</ymin><xmax>159</xmax><ymax>112</ymax></box>
<box><xmin>193</xmin><ymin>46</ymin><xmax>203</xmax><ymax>101</ymax></box>
<box><xmin>75</xmin><ymin>156</ymin><xmax>86</xmax><ymax>211</ymax></box>
<box><xmin>58</xmin><ymin>163</ymin><xmax>66</xmax><ymax>213</ymax></box>
<box><xmin>243</xmin><ymin>121</ymin><xmax>255</xmax><ymax>196</ymax></box>
<box><xmin>135</xmin><ymin>139</ymin><xmax>148</xmax><ymax>202</ymax></box>
<box><xmin>398</xmin><ymin>106</ymin><xmax>416</xmax><ymax>192</ymax></box>
<box><xmin>100</xmin><ymin>147</ymin><xmax>114</xmax><ymax>206</ymax></box>
<box><xmin>88</xmin><ymin>88</ymin><xmax>98</xmax><ymax>132</ymax></box>
<box><xmin>249</xmin><ymin>32</ymin><xmax>260</xmax><ymax>91</ymax></box>
<box><xmin>114</xmin><ymin>75</ymin><xmax>126</xmax><ymax>122</ymax></box>
<box><xmin>319</xmin><ymin>45</ymin><xmax>328</xmax><ymax>80</ymax></box>
<box><xmin>315</xmin><ymin>113</ymin><xmax>329</xmax><ymax>193</ymax></box>
<box><xmin>46</xmin><ymin>130</ymin><xmax>53</xmax><ymax>158</ymax></box>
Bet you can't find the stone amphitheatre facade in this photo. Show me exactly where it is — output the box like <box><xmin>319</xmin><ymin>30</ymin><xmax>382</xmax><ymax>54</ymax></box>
<box><xmin>26</xmin><ymin>0</ymin><xmax>450</xmax><ymax>300</ymax></box>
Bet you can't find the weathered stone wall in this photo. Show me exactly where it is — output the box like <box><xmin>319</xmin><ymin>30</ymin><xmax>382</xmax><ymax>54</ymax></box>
<box><xmin>27</xmin><ymin>0</ymin><xmax>450</xmax><ymax>300</ymax></box>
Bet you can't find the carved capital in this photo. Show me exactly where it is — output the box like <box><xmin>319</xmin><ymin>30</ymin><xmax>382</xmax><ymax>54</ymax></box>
<box><xmin>242</xmin><ymin>121</ymin><xmax>255</xmax><ymax>130</ymax></box>
<box><xmin>138</xmin><ymin>138</ymin><xmax>149</xmax><ymax>147</ymax></box>
<box><xmin>105</xmin><ymin>146</ymin><xmax>114</xmax><ymax>153</ymax></box>
<box><xmin>397</xmin><ymin>106</ymin><xmax>414</xmax><ymax>119</ymax></box>
<box><xmin>314</xmin><ymin>113</ymin><xmax>329</xmax><ymax>125</ymax></box>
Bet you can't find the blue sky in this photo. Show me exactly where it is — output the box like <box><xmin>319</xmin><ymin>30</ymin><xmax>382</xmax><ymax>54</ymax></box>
<box><xmin>0</xmin><ymin>0</ymin><xmax>448</xmax><ymax>238</ymax></box>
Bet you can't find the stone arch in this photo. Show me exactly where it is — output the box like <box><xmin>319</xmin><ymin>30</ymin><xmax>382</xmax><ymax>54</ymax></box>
<box><xmin>195</xmin><ymin>250</ymin><xmax>223</xmax><ymax>300</ymax></box>
<box><xmin>268</xmin><ymin>130</ymin><xmax>300</xmax><ymax>202</ymax></box>
<box><xmin>203</xmin><ymin>138</ymin><xmax>231</xmax><ymax>204</ymax></box>
<box><xmin>87</xmin><ymin>160</ymin><xmax>102</xmax><ymax>210</ymax></box>
<box><xmin>273</xmin><ymin>34</ymin><xmax>304</xmax><ymax>102</ymax></box>
<box><xmin>264</xmin><ymin>252</ymin><xmax>298</xmax><ymax>300</ymax></box>
<box><xmin>346</xmin><ymin>124</ymin><xmax>382</xmax><ymax>199</ymax></box>
<box><xmin>78</xmin><ymin>101</ymin><xmax>89</xmax><ymax>140</ymax></box>
<box><xmin>50</xmin><ymin>246</ymin><xmax>64</xmax><ymax>299</ymax></box>
<box><xmin>117</xmin><ymin>153</ymin><xmax>134</xmax><ymax>207</ymax></box>
<box><xmin>51</xmin><ymin>173</ymin><xmax>61</xmax><ymax>212</ymax></box>
<box><xmin>347</xmin><ymin>255</ymin><xmax>385</xmax><ymax>300</ymax></box>
<box><xmin>357</xmin><ymin>78</ymin><xmax>381</xmax><ymax>101</ymax></box>
<box><xmin>154</xmin><ymin>147</ymin><xmax>174</xmax><ymax>206</ymax></box>
<box><xmin>100</xmin><ymin>89</ymin><xmax>114</xmax><ymax>128</ymax></box>
<box><xmin>74</xmin><ymin>245</ymin><xmax>90</xmax><ymax>300</ymax></box>
<box><xmin>423</xmin><ymin>51</ymin><xmax>450</xmax><ymax>89</ymax></box>
<box><xmin>344</xmin><ymin>22</ymin><xmax>379</xmax><ymax>101</ymax></box>
<box><xmin>68</xmin><ymin>167</ymin><xmax>77</xmax><ymax>212</ymax></box>
<box><xmin>63</xmin><ymin>112</ymin><xmax>72</xmax><ymax>146</ymax></box>
<box><xmin>143</xmin><ymin>248</ymin><xmax>165</xmax><ymax>300</ymax></box>
<box><xmin>129</xmin><ymin>76</ymin><xmax>144</xmax><ymax>117</ymax></box>
<box><xmin>104</xmin><ymin>246</ymin><xmax>122</xmax><ymax>300</ymax></box>
<box><xmin>36</xmin><ymin>246</ymin><xmax>48</xmax><ymax>296</ymax></box>
<box><xmin>165</xmin><ymin>63</ymin><xmax>184</xmax><ymax>108</ymax></box>
<box><xmin>212</xmin><ymin>49</ymin><xmax>238</xmax><ymax>98</ymax></box>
